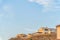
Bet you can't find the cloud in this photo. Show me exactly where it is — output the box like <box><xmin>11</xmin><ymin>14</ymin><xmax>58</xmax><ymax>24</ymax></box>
<box><xmin>2</xmin><ymin>4</ymin><xmax>15</xmax><ymax>18</ymax></box>
<box><xmin>24</xmin><ymin>28</ymin><xmax>35</xmax><ymax>32</ymax></box>
<box><xmin>3</xmin><ymin>5</ymin><xmax>9</xmax><ymax>12</ymax></box>
<box><xmin>28</xmin><ymin>0</ymin><xmax>60</xmax><ymax>12</ymax></box>
<box><xmin>3</xmin><ymin>5</ymin><xmax>12</xmax><ymax>12</ymax></box>
<box><xmin>28</xmin><ymin>0</ymin><xmax>34</xmax><ymax>2</ymax></box>
<box><xmin>24</xmin><ymin>27</ymin><xmax>37</xmax><ymax>33</ymax></box>
<box><xmin>28</xmin><ymin>0</ymin><xmax>52</xmax><ymax>7</ymax></box>
<box><xmin>28</xmin><ymin>0</ymin><xmax>53</xmax><ymax>12</ymax></box>
<box><xmin>24</xmin><ymin>28</ymin><xmax>33</xmax><ymax>31</ymax></box>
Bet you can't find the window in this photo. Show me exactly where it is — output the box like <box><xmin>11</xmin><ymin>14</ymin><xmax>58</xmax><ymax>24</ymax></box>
<box><xmin>45</xmin><ymin>29</ymin><xmax>48</xmax><ymax>31</ymax></box>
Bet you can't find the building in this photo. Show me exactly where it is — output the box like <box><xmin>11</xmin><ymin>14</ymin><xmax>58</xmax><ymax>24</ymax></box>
<box><xmin>27</xmin><ymin>34</ymin><xmax>32</xmax><ymax>38</ymax></box>
<box><xmin>38</xmin><ymin>27</ymin><xmax>56</xmax><ymax>34</ymax></box>
<box><xmin>16</xmin><ymin>34</ymin><xmax>27</xmax><ymax>38</ymax></box>
<box><xmin>56</xmin><ymin>25</ymin><xmax>60</xmax><ymax>40</ymax></box>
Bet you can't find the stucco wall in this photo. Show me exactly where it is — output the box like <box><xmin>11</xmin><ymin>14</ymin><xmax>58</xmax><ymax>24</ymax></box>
<box><xmin>57</xmin><ymin>27</ymin><xmax>60</xmax><ymax>39</ymax></box>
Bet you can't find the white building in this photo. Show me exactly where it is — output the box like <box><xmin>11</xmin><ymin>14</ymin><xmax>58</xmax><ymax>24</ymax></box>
<box><xmin>38</xmin><ymin>27</ymin><xmax>56</xmax><ymax>34</ymax></box>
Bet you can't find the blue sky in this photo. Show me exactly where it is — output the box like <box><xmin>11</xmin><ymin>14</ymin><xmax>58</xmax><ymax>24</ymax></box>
<box><xmin>0</xmin><ymin>0</ymin><xmax>60</xmax><ymax>40</ymax></box>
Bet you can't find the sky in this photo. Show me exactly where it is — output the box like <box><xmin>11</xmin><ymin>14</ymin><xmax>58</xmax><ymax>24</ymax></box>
<box><xmin>0</xmin><ymin>0</ymin><xmax>60</xmax><ymax>40</ymax></box>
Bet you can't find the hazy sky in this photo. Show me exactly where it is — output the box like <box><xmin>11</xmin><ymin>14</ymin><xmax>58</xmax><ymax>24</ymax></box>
<box><xmin>0</xmin><ymin>0</ymin><xmax>60</xmax><ymax>40</ymax></box>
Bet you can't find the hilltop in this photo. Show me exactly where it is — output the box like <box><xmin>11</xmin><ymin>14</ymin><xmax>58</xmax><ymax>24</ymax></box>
<box><xmin>9</xmin><ymin>27</ymin><xmax>57</xmax><ymax>40</ymax></box>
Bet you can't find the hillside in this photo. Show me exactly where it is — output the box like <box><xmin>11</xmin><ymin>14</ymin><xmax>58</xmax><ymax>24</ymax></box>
<box><xmin>9</xmin><ymin>32</ymin><xmax>56</xmax><ymax>40</ymax></box>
